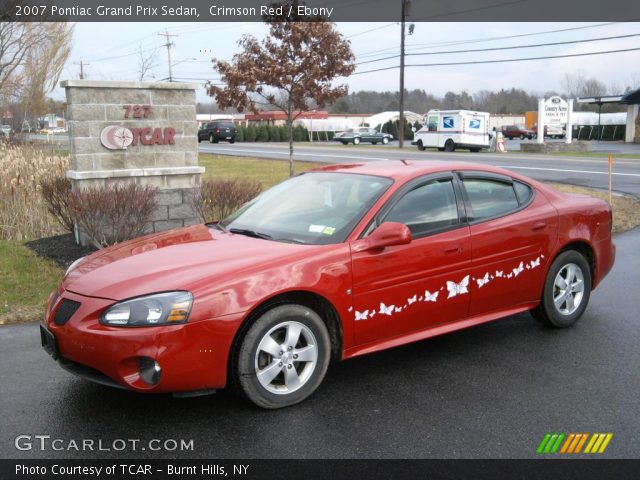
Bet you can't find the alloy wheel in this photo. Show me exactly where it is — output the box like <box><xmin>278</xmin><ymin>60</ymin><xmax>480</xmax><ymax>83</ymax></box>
<box><xmin>254</xmin><ymin>321</ymin><xmax>318</xmax><ymax>395</ymax></box>
<box><xmin>552</xmin><ymin>263</ymin><xmax>585</xmax><ymax>315</ymax></box>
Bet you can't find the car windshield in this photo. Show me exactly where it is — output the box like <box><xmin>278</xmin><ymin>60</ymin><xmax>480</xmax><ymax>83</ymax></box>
<box><xmin>219</xmin><ymin>172</ymin><xmax>393</xmax><ymax>245</ymax></box>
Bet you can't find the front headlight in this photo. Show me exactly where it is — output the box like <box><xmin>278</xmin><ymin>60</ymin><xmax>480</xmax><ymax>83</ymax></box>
<box><xmin>101</xmin><ymin>291</ymin><xmax>193</xmax><ymax>327</ymax></box>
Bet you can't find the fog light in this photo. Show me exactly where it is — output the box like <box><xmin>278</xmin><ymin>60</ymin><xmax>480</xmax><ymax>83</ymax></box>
<box><xmin>138</xmin><ymin>357</ymin><xmax>161</xmax><ymax>386</ymax></box>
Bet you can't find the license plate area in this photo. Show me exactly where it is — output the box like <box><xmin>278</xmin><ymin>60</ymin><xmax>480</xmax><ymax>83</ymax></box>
<box><xmin>40</xmin><ymin>324</ymin><xmax>58</xmax><ymax>359</ymax></box>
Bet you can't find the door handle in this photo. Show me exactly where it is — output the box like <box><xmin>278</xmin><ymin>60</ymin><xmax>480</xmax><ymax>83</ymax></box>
<box><xmin>532</xmin><ymin>221</ymin><xmax>547</xmax><ymax>231</ymax></box>
<box><xmin>443</xmin><ymin>245</ymin><xmax>462</xmax><ymax>254</ymax></box>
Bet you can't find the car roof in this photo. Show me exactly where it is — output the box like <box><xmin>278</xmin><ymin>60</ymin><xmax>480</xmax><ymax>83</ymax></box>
<box><xmin>309</xmin><ymin>160</ymin><xmax>522</xmax><ymax>183</ymax></box>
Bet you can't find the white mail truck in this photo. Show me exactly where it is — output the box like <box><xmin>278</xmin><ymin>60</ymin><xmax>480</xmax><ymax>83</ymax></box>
<box><xmin>412</xmin><ymin>109</ymin><xmax>491</xmax><ymax>152</ymax></box>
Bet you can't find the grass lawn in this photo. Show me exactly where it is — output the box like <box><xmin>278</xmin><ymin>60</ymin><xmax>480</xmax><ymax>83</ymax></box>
<box><xmin>199</xmin><ymin>154</ymin><xmax>323</xmax><ymax>188</ymax></box>
<box><xmin>0</xmin><ymin>241</ymin><xmax>62</xmax><ymax>325</ymax></box>
<box><xmin>2</xmin><ymin>156</ymin><xmax>639</xmax><ymax>326</ymax></box>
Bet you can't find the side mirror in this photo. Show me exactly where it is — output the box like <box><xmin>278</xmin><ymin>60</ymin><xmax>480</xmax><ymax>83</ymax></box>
<box><xmin>351</xmin><ymin>222</ymin><xmax>412</xmax><ymax>253</ymax></box>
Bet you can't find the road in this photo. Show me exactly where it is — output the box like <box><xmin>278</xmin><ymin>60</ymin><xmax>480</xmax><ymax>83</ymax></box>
<box><xmin>199</xmin><ymin>142</ymin><xmax>640</xmax><ymax>196</ymax></box>
<box><xmin>1</xmin><ymin>228</ymin><xmax>638</xmax><ymax>460</ymax></box>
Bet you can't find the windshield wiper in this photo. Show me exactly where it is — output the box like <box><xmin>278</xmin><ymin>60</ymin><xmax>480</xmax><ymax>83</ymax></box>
<box><xmin>229</xmin><ymin>228</ymin><xmax>273</xmax><ymax>241</ymax></box>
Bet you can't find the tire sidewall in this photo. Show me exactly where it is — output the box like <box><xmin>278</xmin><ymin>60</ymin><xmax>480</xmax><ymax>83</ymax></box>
<box><xmin>541</xmin><ymin>251</ymin><xmax>592</xmax><ymax>327</ymax></box>
<box><xmin>236</xmin><ymin>304</ymin><xmax>331</xmax><ymax>409</ymax></box>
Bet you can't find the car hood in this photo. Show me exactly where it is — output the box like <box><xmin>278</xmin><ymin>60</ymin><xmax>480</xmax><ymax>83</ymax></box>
<box><xmin>63</xmin><ymin>224</ymin><xmax>315</xmax><ymax>301</ymax></box>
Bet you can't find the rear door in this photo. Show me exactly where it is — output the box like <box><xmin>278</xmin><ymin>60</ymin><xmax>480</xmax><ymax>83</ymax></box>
<box><xmin>351</xmin><ymin>174</ymin><xmax>471</xmax><ymax>345</ymax></box>
<box><xmin>458</xmin><ymin>172</ymin><xmax>558</xmax><ymax>317</ymax></box>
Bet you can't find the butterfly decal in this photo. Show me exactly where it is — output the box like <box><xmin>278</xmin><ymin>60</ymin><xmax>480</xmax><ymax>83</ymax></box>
<box><xmin>379</xmin><ymin>303</ymin><xmax>394</xmax><ymax>316</ymax></box>
<box><xmin>407</xmin><ymin>295</ymin><xmax>417</xmax><ymax>305</ymax></box>
<box><xmin>495</xmin><ymin>270</ymin><xmax>503</xmax><ymax>277</ymax></box>
<box><xmin>370</xmin><ymin>310</ymin><xmax>376</xmax><ymax>317</ymax></box>
<box><xmin>424</xmin><ymin>290</ymin><xmax>439</xmax><ymax>302</ymax></box>
<box><xmin>394</xmin><ymin>307</ymin><xmax>403</xmax><ymax>313</ymax></box>
<box><xmin>530</xmin><ymin>257</ymin><xmax>541</xmax><ymax>269</ymax></box>
<box><xmin>347</xmin><ymin>306</ymin><xmax>353</xmax><ymax>312</ymax></box>
<box><xmin>355</xmin><ymin>310</ymin><xmax>369</xmax><ymax>321</ymax></box>
<box><xmin>447</xmin><ymin>275</ymin><xmax>470</xmax><ymax>299</ymax></box>
<box><xmin>476</xmin><ymin>272</ymin><xmax>490</xmax><ymax>288</ymax></box>
<box><xmin>512</xmin><ymin>261</ymin><xmax>524</xmax><ymax>277</ymax></box>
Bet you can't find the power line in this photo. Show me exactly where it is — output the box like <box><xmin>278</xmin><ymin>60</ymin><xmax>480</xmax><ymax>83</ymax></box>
<box><xmin>352</xmin><ymin>46</ymin><xmax>640</xmax><ymax>75</ymax></box>
<box><xmin>354</xmin><ymin>22</ymin><xmax>620</xmax><ymax>60</ymax></box>
<box><xmin>356</xmin><ymin>32</ymin><xmax>640</xmax><ymax>65</ymax></box>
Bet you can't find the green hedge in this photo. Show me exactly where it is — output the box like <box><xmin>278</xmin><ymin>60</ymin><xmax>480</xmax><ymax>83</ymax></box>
<box><xmin>235</xmin><ymin>124</ymin><xmax>311</xmax><ymax>142</ymax></box>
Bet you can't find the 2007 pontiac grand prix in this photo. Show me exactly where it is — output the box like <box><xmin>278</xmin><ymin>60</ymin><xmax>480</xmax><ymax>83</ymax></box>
<box><xmin>41</xmin><ymin>161</ymin><xmax>615</xmax><ymax>408</ymax></box>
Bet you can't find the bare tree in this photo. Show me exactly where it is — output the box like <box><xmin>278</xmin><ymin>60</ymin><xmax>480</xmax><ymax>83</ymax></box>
<box><xmin>137</xmin><ymin>44</ymin><xmax>157</xmax><ymax>81</ymax></box>
<box><xmin>0</xmin><ymin>22</ymin><xmax>51</xmax><ymax>97</ymax></box>
<box><xmin>17</xmin><ymin>23</ymin><xmax>73</xmax><ymax>125</ymax></box>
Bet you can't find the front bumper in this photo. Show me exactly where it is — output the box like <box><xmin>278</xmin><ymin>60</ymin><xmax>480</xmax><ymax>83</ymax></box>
<box><xmin>43</xmin><ymin>289</ymin><xmax>244</xmax><ymax>393</ymax></box>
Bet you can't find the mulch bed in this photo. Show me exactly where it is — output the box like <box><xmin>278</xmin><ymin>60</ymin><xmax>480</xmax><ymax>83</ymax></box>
<box><xmin>25</xmin><ymin>233</ymin><xmax>96</xmax><ymax>269</ymax></box>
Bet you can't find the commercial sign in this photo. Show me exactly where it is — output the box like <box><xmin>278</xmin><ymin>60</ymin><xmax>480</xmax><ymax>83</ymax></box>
<box><xmin>100</xmin><ymin>104</ymin><xmax>176</xmax><ymax>150</ymax></box>
<box><xmin>542</xmin><ymin>96</ymin><xmax>569</xmax><ymax>125</ymax></box>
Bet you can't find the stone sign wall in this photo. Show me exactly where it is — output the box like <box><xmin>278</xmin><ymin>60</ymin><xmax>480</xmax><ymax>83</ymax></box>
<box><xmin>61</xmin><ymin>80</ymin><xmax>204</xmax><ymax>244</ymax></box>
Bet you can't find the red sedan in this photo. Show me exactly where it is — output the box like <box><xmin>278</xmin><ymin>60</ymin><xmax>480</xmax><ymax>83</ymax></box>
<box><xmin>41</xmin><ymin>161</ymin><xmax>615</xmax><ymax>408</ymax></box>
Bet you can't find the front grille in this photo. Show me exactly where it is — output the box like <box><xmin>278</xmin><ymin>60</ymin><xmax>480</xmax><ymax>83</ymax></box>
<box><xmin>53</xmin><ymin>299</ymin><xmax>81</xmax><ymax>325</ymax></box>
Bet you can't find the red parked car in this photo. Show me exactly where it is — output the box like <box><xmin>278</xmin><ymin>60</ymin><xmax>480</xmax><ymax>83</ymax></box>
<box><xmin>41</xmin><ymin>161</ymin><xmax>615</xmax><ymax>408</ymax></box>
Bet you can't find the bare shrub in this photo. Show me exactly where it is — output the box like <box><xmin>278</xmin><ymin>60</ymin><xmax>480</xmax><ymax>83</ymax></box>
<box><xmin>68</xmin><ymin>183</ymin><xmax>158</xmax><ymax>248</ymax></box>
<box><xmin>40</xmin><ymin>174</ymin><xmax>74</xmax><ymax>233</ymax></box>
<box><xmin>194</xmin><ymin>178</ymin><xmax>262</xmax><ymax>223</ymax></box>
<box><xmin>0</xmin><ymin>144</ymin><xmax>69</xmax><ymax>240</ymax></box>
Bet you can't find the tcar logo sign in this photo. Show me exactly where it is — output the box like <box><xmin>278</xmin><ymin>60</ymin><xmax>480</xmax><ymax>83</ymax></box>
<box><xmin>443</xmin><ymin>116</ymin><xmax>454</xmax><ymax>128</ymax></box>
<box><xmin>100</xmin><ymin>125</ymin><xmax>176</xmax><ymax>150</ymax></box>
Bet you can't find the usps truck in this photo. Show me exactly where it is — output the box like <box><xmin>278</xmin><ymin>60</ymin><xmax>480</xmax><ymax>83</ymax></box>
<box><xmin>412</xmin><ymin>109</ymin><xmax>491</xmax><ymax>152</ymax></box>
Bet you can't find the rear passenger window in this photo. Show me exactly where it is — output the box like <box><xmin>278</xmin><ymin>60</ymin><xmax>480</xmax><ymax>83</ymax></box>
<box><xmin>513</xmin><ymin>181</ymin><xmax>534</xmax><ymax>205</ymax></box>
<box><xmin>462</xmin><ymin>179</ymin><xmax>519</xmax><ymax>221</ymax></box>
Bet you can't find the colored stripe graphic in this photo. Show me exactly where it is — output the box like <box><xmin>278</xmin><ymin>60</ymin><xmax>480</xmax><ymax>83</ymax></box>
<box><xmin>539</xmin><ymin>433</ymin><xmax>613</xmax><ymax>454</ymax></box>
<box><xmin>537</xmin><ymin>433</ymin><xmax>564</xmax><ymax>454</ymax></box>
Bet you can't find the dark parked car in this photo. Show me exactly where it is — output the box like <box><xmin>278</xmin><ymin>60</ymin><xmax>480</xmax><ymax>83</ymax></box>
<box><xmin>334</xmin><ymin>127</ymin><xmax>394</xmax><ymax>145</ymax></box>
<box><xmin>198</xmin><ymin>121</ymin><xmax>236</xmax><ymax>143</ymax></box>
<box><xmin>502</xmin><ymin>125</ymin><xmax>535</xmax><ymax>140</ymax></box>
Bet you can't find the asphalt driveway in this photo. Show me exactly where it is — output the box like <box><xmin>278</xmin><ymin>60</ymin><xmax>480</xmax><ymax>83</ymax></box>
<box><xmin>1</xmin><ymin>228</ymin><xmax>638</xmax><ymax>459</ymax></box>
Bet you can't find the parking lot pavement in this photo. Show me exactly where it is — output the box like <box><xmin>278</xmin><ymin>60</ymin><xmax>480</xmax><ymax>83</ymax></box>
<box><xmin>1</xmin><ymin>227</ymin><xmax>638</xmax><ymax>459</ymax></box>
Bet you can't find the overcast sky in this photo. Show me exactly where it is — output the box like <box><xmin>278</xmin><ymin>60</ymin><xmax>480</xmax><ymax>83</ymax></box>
<box><xmin>57</xmin><ymin>21</ymin><xmax>640</xmax><ymax>105</ymax></box>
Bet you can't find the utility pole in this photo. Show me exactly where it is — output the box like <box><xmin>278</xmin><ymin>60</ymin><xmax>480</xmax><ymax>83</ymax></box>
<box><xmin>398</xmin><ymin>1</ymin><xmax>412</xmax><ymax>148</ymax></box>
<box><xmin>74</xmin><ymin>60</ymin><xmax>89</xmax><ymax>79</ymax></box>
<box><xmin>158</xmin><ymin>29</ymin><xmax>178</xmax><ymax>82</ymax></box>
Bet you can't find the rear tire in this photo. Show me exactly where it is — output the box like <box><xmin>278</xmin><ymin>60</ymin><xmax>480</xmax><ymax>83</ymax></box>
<box><xmin>234</xmin><ymin>304</ymin><xmax>331</xmax><ymax>409</ymax></box>
<box><xmin>444</xmin><ymin>139</ymin><xmax>455</xmax><ymax>152</ymax></box>
<box><xmin>372</xmin><ymin>142</ymin><xmax>377</xmax><ymax>145</ymax></box>
<box><xmin>353</xmin><ymin>137</ymin><xmax>360</xmax><ymax>145</ymax></box>
<box><xmin>229</xmin><ymin>138</ymin><xmax>235</xmax><ymax>144</ymax></box>
<box><xmin>341</xmin><ymin>141</ymin><xmax>348</xmax><ymax>145</ymax></box>
<box><xmin>531</xmin><ymin>250</ymin><xmax>591</xmax><ymax>328</ymax></box>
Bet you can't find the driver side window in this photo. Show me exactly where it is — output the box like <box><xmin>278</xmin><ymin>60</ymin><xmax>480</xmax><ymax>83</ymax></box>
<box><xmin>383</xmin><ymin>179</ymin><xmax>459</xmax><ymax>238</ymax></box>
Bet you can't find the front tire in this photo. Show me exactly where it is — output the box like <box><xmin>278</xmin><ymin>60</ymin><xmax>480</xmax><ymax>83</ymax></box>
<box><xmin>444</xmin><ymin>139</ymin><xmax>455</xmax><ymax>152</ymax></box>
<box><xmin>531</xmin><ymin>250</ymin><xmax>591</xmax><ymax>328</ymax></box>
<box><xmin>353</xmin><ymin>137</ymin><xmax>360</xmax><ymax>145</ymax></box>
<box><xmin>234</xmin><ymin>304</ymin><xmax>331</xmax><ymax>409</ymax></box>
<box><xmin>382</xmin><ymin>137</ymin><xmax>389</xmax><ymax>145</ymax></box>
<box><xmin>417</xmin><ymin>140</ymin><xmax>426</xmax><ymax>151</ymax></box>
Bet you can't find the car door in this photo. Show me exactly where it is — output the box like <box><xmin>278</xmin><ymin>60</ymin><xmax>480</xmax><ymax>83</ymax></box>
<box><xmin>457</xmin><ymin>172</ymin><xmax>558</xmax><ymax>317</ymax></box>
<box><xmin>351</xmin><ymin>174</ymin><xmax>471</xmax><ymax>345</ymax></box>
